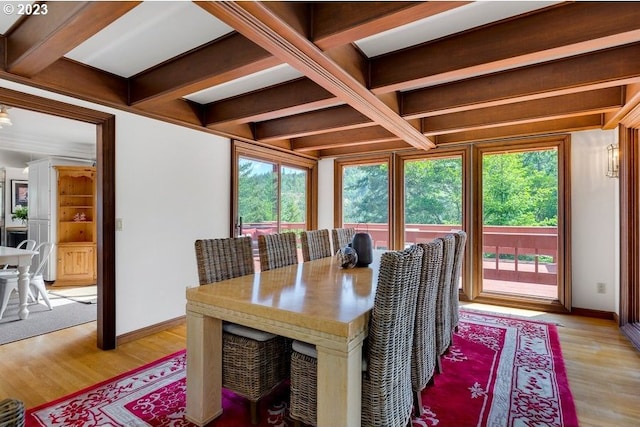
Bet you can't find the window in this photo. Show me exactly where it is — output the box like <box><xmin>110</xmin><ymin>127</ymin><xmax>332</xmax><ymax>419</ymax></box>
<box><xmin>232</xmin><ymin>141</ymin><xmax>317</xmax><ymax>267</ymax></box>
<box><xmin>335</xmin><ymin>156</ymin><xmax>391</xmax><ymax>249</ymax></box>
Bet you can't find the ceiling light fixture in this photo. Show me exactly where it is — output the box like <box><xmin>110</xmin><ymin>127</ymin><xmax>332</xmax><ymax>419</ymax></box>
<box><xmin>0</xmin><ymin>105</ymin><xmax>12</xmax><ymax>127</ymax></box>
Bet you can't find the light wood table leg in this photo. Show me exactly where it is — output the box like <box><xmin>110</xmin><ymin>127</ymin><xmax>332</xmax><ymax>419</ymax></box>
<box><xmin>185</xmin><ymin>311</ymin><xmax>223</xmax><ymax>426</ymax></box>
<box><xmin>316</xmin><ymin>342</ymin><xmax>363</xmax><ymax>427</ymax></box>
<box><xmin>17</xmin><ymin>265</ymin><xmax>30</xmax><ymax>320</ymax></box>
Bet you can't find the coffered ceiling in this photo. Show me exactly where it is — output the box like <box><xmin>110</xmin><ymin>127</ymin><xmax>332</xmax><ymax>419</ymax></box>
<box><xmin>2</xmin><ymin>1</ymin><xmax>640</xmax><ymax>158</ymax></box>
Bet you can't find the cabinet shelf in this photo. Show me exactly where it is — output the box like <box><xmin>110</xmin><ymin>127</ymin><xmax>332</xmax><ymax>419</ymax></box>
<box><xmin>54</xmin><ymin>166</ymin><xmax>96</xmax><ymax>285</ymax></box>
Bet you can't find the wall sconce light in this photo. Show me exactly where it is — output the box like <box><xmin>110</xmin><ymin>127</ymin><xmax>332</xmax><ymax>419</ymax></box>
<box><xmin>606</xmin><ymin>144</ymin><xmax>619</xmax><ymax>178</ymax></box>
<box><xmin>0</xmin><ymin>105</ymin><xmax>12</xmax><ymax>128</ymax></box>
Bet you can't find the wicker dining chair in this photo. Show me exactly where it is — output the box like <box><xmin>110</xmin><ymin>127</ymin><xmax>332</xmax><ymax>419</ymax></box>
<box><xmin>194</xmin><ymin>237</ymin><xmax>289</xmax><ymax>425</ymax></box>
<box><xmin>0</xmin><ymin>398</ymin><xmax>25</xmax><ymax>427</ymax></box>
<box><xmin>330</xmin><ymin>227</ymin><xmax>355</xmax><ymax>253</ymax></box>
<box><xmin>300</xmin><ymin>229</ymin><xmax>332</xmax><ymax>262</ymax></box>
<box><xmin>289</xmin><ymin>245</ymin><xmax>423</xmax><ymax>427</ymax></box>
<box><xmin>257</xmin><ymin>232</ymin><xmax>299</xmax><ymax>271</ymax></box>
<box><xmin>450</xmin><ymin>230</ymin><xmax>467</xmax><ymax>334</ymax></box>
<box><xmin>411</xmin><ymin>239</ymin><xmax>444</xmax><ymax>416</ymax></box>
<box><xmin>435</xmin><ymin>234</ymin><xmax>456</xmax><ymax>373</ymax></box>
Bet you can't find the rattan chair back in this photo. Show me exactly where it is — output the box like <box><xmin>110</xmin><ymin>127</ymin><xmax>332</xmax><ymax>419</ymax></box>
<box><xmin>194</xmin><ymin>236</ymin><xmax>254</xmax><ymax>284</ymax></box>
<box><xmin>331</xmin><ymin>227</ymin><xmax>355</xmax><ymax>253</ymax></box>
<box><xmin>435</xmin><ymin>234</ymin><xmax>456</xmax><ymax>357</ymax></box>
<box><xmin>451</xmin><ymin>230</ymin><xmax>467</xmax><ymax>331</ymax></box>
<box><xmin>258</xmin><ymin>232</ymin><xmax>298</xmax><ymax>271</ymax></box>
<box><xmin>301</xmin><ymin>229</ymin><xmax>332</xmax><ymax>262</ymax></box>
<box><xmin>412</xmin><ymin>239</ymin><xmax>444</xmax><ymax>397</ymax></box>
<box><xmin>193</xmin><ymin>236</ymin><xmax>288</xmax><ymax>425</ymax></box>
<box><xmin>0</xmin><ymin>399</ymin><xmax>25</xmax><ymax>427</ymax></box>
<box><xmin>361</xmin><ymin>244</ymin><xmax>423</xmax><ymax>427</ymax></box>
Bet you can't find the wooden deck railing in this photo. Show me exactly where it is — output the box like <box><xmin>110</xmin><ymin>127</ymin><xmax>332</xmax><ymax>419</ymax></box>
<box><xmin>241</xmin><ymin>222</ymin><xmax>558</xmax><ymax>286</ymax></box>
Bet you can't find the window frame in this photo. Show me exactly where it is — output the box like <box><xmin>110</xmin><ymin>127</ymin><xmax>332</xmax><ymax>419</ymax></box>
<box><xmin>231</xmin><ymin>140</ymin><xmax>318</xmax><ymax>236</ymax></box>
<box><xmin>334</xmin><ymin>154</ymin><xmax>394</xmax><ymax>246</ymax></box>
<box><xmin>472</xmin><ymin>135</ymin><xmax>571</xmax><ymax>312</ymax></box>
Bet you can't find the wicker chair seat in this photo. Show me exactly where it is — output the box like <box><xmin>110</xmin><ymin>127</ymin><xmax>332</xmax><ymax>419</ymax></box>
<box><xmin>289</xmin><ymin>245</ymin><xmax>423</xmax><ymax>427</ymax></box>
<box><xmin>194</xmin><ymin>236</ymin><xmax>289</xmax><ymax>424</ymax></box>
<box><xmin>0</xmin><ymin>398</ymin><xmax>25</xmax><ymax>427</ymax></box>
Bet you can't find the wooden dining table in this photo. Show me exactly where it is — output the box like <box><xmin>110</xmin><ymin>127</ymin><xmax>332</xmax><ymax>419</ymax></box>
<box><xmin>185</xmin><ymin>253</ymin><xmax>381</xmax><ymax>427</ymax></box>
<box><xmin>0</xmin><ymin>246</ymin><xmax>38</xmax><ymax>320</ymax></box>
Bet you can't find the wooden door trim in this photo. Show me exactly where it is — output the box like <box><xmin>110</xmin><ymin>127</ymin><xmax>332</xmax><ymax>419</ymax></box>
<box><xmin>0</xmin><ymin>86</ymin><xmax>116</xmax><ymax>350</ymax></box>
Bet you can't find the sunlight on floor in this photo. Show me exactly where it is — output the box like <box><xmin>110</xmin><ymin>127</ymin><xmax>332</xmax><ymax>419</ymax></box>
<box><xmin>463</xmin><ymin>302</ymin><xmax>546</xmax><ymax>318</ymax></box>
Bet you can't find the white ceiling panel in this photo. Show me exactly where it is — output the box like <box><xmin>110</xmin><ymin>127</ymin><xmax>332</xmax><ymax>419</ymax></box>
<box><xmin>65</xmin><ymin>1</ymin><xmax>233</xmax><ymax>78</ymax></box>
<box><xmin>184</xmin><ymin>64</ymin><xmax>304</xmax><ymax>104</ymax></box>
<box><xmin>355</xmin><ymin>1</ymin><xmax>560</xmax><ymax>58</ymax></box>
<box><xmin>0</xmin><ymin>2</ymin><xmax>34</xmax><ymax>34</ymax></box>
<box><xmin>0</xmin><ymin>107</ymin><xmax>95</xmax><ymax>159</ymax></box>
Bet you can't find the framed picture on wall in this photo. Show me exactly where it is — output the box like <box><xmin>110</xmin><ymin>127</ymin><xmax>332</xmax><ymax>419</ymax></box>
<box><xmin>11</xmin><ymin>180</ymin><xmax>28</xmax><ymax>213</ymax></box>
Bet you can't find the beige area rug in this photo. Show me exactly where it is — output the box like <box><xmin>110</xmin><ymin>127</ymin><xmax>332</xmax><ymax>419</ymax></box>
<box><xmin>48</xmin><ymin>285</ymin><xmax>97</xmax><ymax>304</ymax></box>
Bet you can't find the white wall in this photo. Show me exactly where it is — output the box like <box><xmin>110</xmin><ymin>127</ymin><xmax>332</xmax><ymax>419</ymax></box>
<box><xmin>571</xmin><ymin>129</ymin><xmax>619</xmax><ymax>313</ymax></box>
<box><xmin>1</xmin><ymin>78</ymin><xmax>230</xmax><ymax>334</ymax></box>
<box><xmin>317</xmin><ymin>131</ymin><xmax>621</xmax><ymax>314</ymax></box>
<box><xmin>317</xmin><ymin>158</ymin><xmax>334</xmax><ymax>230</ymax></box>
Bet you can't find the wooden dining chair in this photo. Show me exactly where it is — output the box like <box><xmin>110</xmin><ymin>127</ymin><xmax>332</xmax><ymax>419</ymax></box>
<box><xmin>289</xmin><ymin>245</ymin><xmax>424</xmax><ymax>427</ymax></box>
<box><xmin>300</xmin><ymin>229</ymin><xmax>332</xmax><ymax>262</ymax></box>
<box><xmin>411</xmin><ymin>239</ymin><xmax>443</xmax><ymax>416</ymax></box>
<box><xmin>194</xmin><ymin>237</ymin><xmax>289</xmax><ymax>425</ymax></box>
<box><xmin>435</xmin><ymin>234</ymin><xmax>456</xmax><ymax>373</ymax></box>
<box><xmin>330</xmin><ymin>227</ymin><xmax>355</xmax><ymax>253</ymax></box>
<box><xmin>451</xmin><ymin>230</ymin><xmax>467</xmax><ymax>334</ymax></box>
<box><xmin>257</xmin><ymin>232</ymin><xmax>298</xmax><ymax>271</ymax></box>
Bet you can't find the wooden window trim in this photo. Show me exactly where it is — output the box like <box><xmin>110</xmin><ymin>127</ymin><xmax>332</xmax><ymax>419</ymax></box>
<box><xmin>471</xmin><ymin>135</ymin><xmax>572</xmax><ymax>313</ymax></box>
<box><xmin>395</xmin><ymin>146</ymin><xmax>472</xmax><ymax>301</ymax></box>
<box><xmin>334</xmin><ymin>154</ymin><xmax>394</xmax><ymax>246</ymax></box>
<box><xmin>619</xmin><ymin>126</ymin><xmax>640</xmax><ymax>350</ymax></box>
<box><xmin>231</xmin><ymin>140</ymin><xmax>318</xmax><ymax>235</ymax></box>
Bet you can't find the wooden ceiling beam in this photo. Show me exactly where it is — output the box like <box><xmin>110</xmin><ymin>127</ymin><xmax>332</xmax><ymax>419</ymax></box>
<box><xmin>5</xmin><ymin>1</ymin><xmax>140</xmax><ymax>77</ymax></box>
<box><xmin>199</xmin><ymin>1</ymin><xmax>435</xmax><ymax>150</ymax></box>
<box><xmin>435</xmin><ymin>115</ymin><xmax>603</xmax><ymax>146</ymax></box>
<box><xmin>254</xmin><ymin>105</ymin><xmax>373</xmax><ymax>141</ymax></box>
<box><xmin>130</xmin><ymin>32</ymin><xmax>281</xmax><ymax>106</ymax></box>
<box><xmin>204</xmin><ymin>78</ymin><xmax>338</xmax><ymax>126</ymax></box>
<box><xmin>423</xmin><ymin>88</ymin><xmax>623</xmax><ymax>135</ymax></box>
<box><xmin>318</xmin><ymin>140</ymin><xmax>411</xmax><ymax>157</ymax></box>
<box><xmin>403</xmin><ymin>43</ymin><xmax>640</xmax><ymax>119</ymax></box>
<box><xmin>312</xmin><ymin>1</ymin><xmax>468</xmax><ymax>50</ymax></box>
<box><xmin>603</xmin><ymin>83</ymin><xmax>640</xmax><ymax>130</ymax></box>
<box><xmin>0</xmin><ymin>58</ymin><xmax>129</xmax><ymax>106</ymax></box>
<box><xmin>370</xmin><ymin>2</ymin><xmax>640</xmax><ymax>94</ymax></box>
<box><xmin>292</xmin><ymin>126</ymin><xmax>397</xmax><ymax>152</ymax></box>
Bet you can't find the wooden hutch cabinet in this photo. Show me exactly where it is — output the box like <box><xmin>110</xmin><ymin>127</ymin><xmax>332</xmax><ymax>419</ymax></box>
<box><xmin>54</xmin><ymin>166</ymin><xmax>96</xmax><ymax>286</ymax></box>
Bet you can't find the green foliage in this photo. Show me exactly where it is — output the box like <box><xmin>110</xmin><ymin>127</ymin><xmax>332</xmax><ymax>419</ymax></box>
<box><xmin>482</xmin><ymin>150</ymin><xmax>557</xmax><ymax>226</ymax></box>
<box><xmin>405</xmin><ymin>158</ymin><xmax>462</xmax><ymax>225</ymax></box>
<box><xmin>238</xmin><ymin>159</ymin><xmax>307</xmax><ymax>225</ymax></box>
<box><xmin>343</xmin><ymin>163</ymin><xmax>389</xmax><ymax>224</ymax></box>
<box><xmin>12</xmin><ymin>205</ymin><xmax>28</xmax><ymax>223</ymax></box>
<box><xmin>340</xmin><ymin>149</ymin><xmax>558</xmax><ymax>228</ymax></box>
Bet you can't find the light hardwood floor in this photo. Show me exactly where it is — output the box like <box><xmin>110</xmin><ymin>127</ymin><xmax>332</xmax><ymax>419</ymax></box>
<box><xmin>1</xmin><ymin>305</ymin><xmax>639</xmax><ymax>426</ymax></box>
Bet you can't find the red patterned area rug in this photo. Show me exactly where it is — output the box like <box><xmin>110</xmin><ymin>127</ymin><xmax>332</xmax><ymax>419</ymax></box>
<box><xmin>413</xmin><ymin>310</ymin><xmax>578</xmax><ymax>427</ymax></box>
<box><xmin>26</xmin><ymin>310</ymin><xmax>578</xmax><ymax>427</ymax></box>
